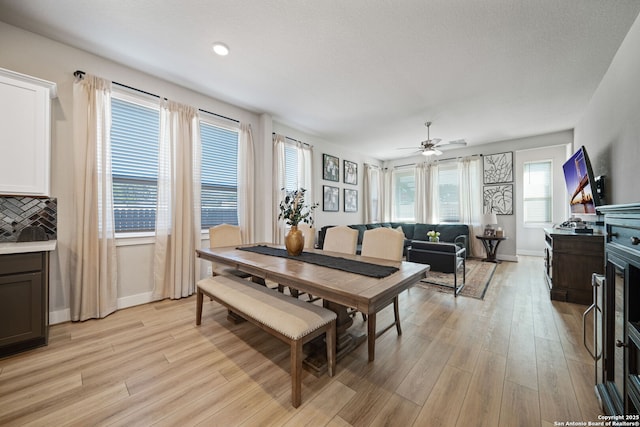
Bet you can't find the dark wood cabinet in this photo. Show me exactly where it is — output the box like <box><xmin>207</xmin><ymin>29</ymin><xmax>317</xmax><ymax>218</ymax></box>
<box><xmin>597</xmin><ymin>204</ymin><xmax>640</xmax><ymax>415</ymax></box>
<box><xmin>0</xmin><ymin>251</ymin><xmax>49</xmax><ymax>357</ymax></box>
<box><xmin>544</xmin><ymin>228</ymin><xmax>604</xmax><ymax>305</ymax></box>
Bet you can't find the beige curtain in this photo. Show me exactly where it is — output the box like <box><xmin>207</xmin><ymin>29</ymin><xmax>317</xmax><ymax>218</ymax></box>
<box><xmin>415</xmin><ymin>163</ymin><xmax>429</xmax><ymax>223</ymax></box>
<box><xmin>71</xmin><ymin>74</ymin><xmax>118</xmax><ymax>321</ymax></box>
<box><xmin>238</xmin><ymin>123</ymin><xmax>255</xmax><ymax>243</ymax></box>
<box><xmin>153</xmin><ymin>100</ymin><xmax>201</xmax><ymax>300</ymax></box>
<box><xmin>458</xmin><ymin>157</ymin><xmax>484</xmax><ymax>257</ymax></box>
<box><xmin>381</xmin><ymin>167</ymin><xmax>392</xmax><ymax>222</ymax></box>
<box><xmin>272</xmin><ymin>134</ymin><xmax>287</xmax><ymax>244</ymax></box>
<box><xmin>297</xmin><ymin>141</ymin><xmax>314</xmax><ymax>209</ymax></box>
<box><xmin>364</xmin><ymin>163</ymin><xmax>383</xmax><ymax>223</ymax></box>
<box><xmin>272</xmin><ymin>134</ymin><xmax>314</xmax><ymax>243</ymax></box>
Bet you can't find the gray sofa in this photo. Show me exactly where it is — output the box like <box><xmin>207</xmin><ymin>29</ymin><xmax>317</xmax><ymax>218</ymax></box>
<box><xmin>317</xmin><ymin>222</ymin><xmax>470</xmax><ymax>256</ymax></box>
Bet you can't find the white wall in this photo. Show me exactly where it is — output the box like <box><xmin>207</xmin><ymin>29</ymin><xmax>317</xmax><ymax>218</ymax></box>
<box><xmin>574</xmin><ymin>12</ymin><xmax>640</xmax><ymax>205</ymax></box>
<box><xmin>515</xmin><ymin>144</ymin><xmax>570</xmax><ymax>256</ymax></box>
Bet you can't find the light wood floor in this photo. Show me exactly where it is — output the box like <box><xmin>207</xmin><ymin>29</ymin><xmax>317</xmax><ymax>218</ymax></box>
<box><xmin>0</xmin><ymin>256</ymin><xmax>602</xmax><ymax>426</ymax></box>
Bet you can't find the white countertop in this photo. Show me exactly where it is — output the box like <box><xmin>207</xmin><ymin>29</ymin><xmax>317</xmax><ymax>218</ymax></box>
<box><xmin>0</xmin><ymin>240</ymin><xmax>57</xmax><ymax>255</ymax></box>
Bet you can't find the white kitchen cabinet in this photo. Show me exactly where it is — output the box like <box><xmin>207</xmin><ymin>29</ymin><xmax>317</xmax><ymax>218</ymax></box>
<box><xmin>0</xmin><ymin>68</ymin><xmax>57</xmax><ymax>196</ymax></box>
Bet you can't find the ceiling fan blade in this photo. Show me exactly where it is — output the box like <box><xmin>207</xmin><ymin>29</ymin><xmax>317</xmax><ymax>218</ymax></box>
<box><xmin>447</xmin><ymin>139</ymin><xmax>468</xmax><ymax>146</ymax></box>
<box><xmin>433</xmin><ymin>148</ymin><xmax>443</xmax><ymax>156</ymax></box>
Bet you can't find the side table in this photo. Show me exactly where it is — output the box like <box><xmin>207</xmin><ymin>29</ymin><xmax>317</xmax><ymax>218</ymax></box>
<box><xmin>475</xmin><ymin>235</ymin><xmax>507</xmax><ymax>263</ymax></box>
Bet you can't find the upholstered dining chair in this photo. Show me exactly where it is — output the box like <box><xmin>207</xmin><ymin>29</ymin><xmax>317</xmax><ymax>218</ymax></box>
<box><xmin>322</xmin><ymin>226</ymin><xmax>358</xmax><ymax>255</ymax></box>
<box><xmin>296</xmin><ymin>223</ymin><xmax>316</xmax><ymax>249</ymax></box>
<box><xmin>208</xmin><ymin>224</ymin><xmax>251</xmax><ymax>279</ymax></box>
<box><xmin>360</xmin><ymin>227</ymin><xmax>406</xmax><ymax>336</ymax></box>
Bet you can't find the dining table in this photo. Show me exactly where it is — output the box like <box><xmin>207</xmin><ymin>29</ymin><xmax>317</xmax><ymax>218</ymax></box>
<box><xmin>196</xmin><ymin>244</ymin><xmax>429</xmax><ymax>368</ymax></box>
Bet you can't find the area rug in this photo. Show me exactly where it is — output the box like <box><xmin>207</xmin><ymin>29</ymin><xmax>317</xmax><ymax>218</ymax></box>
<box><xmin>417</xmin><ymin>259</ymin><xmax>497</xmax><ymax>299</ymax></box>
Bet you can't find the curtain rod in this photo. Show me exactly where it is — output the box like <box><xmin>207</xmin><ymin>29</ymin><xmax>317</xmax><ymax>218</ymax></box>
<box><xmin>393</xmin><ymin>153</ymin><xmax>482</xmax><ymax>169</ymax></box>
<box><xmin>73</xmin><ymin>70</ymin><xmax>239</xmax><ymax>124</ymax></box>
<box><xmin>272</xmin><ymin>132</ymin><xmax>312</xmax><ymax>148</ymax></box>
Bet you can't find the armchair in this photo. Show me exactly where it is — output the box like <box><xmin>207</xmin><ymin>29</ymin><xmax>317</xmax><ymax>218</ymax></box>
<box><xmin>407</xmin><ymin>241</ymin><xmax>466</xmax><ymax>297</ymax></box>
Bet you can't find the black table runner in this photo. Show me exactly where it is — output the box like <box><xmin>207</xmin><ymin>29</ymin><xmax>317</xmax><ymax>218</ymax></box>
<box><xmin>238</xmin><ymin>245</ymin><xmax>399</xmax><ymax>278</ymax></box>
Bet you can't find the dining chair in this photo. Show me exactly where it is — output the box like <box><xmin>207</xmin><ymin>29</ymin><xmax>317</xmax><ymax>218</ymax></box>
<box><xmin>360</xmin><ymin>227</ymin><xmax>405</xmax><ymax>336</ymax></box>
<box><xmin>322</xmin><ymin>226</ymin><xmax>358</xmax><ymax>255</ymax></box>
<box><xmin>297</xmin><ymin>223</ymin><xmax>316</xmax><ymax>249</ymax></box>
<box><xmin>208</xmin><ymin>224</ymin><xmax>251</xmax><ymax>279</ymax></box>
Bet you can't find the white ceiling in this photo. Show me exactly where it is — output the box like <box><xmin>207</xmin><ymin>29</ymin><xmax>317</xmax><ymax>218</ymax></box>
<box><xmin>1</xmin><ymin>0</ymin><xmax>639</xmax><ymax>160</ymax></box>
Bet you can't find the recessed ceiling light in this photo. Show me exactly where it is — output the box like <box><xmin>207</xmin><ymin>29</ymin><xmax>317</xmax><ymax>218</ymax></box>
<box><xmin>212</xmin><ymin>42</ymin><xmax>230</xmax><ymax>56</ymax></box>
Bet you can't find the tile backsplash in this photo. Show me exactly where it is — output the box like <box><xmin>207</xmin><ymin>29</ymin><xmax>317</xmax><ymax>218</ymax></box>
<box><xmin>0</xmin><ymin>196</ymin><xmax>57</xmax><ymax>242</ymax></box>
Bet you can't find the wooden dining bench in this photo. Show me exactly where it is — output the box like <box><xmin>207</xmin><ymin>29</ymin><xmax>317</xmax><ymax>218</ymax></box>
<box><xmin>196</xmin><ymin>275</ymin><xmax>337</xmax><ymax>408</ymax></box>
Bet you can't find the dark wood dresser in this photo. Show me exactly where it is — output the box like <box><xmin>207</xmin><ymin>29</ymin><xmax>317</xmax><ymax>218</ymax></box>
<box><xmin>544</xmin><ymin>227</ymin><xmax>605</xmax><ymax>305</ymax></box>
<box><xmin>597</xmin><ymin>203</ymin><xmax>640</xmax><ymax>415</ymax></box>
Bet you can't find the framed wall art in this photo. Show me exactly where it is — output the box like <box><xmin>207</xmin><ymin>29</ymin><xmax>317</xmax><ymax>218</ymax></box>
<box><xmin>323</xmin><ymin>154</ymin><xmax>339</xmax><ymax>182</ymax></box>
<box><xmin>323</xmin><ymin>185</ymin><xmax>340</xmax><ymax>212</ymax></box>
<box><xmin>344</xmin><ymin>188</ymin><xmax>358</xmax><ymax>212</ymax></box>
<box><xmin>483</xmin><ymin>184</ymin><xmax>513</xmax><ymax>215</ymax></box>
<box><xmin>483</xmin><ymin>152</ymin><xmax>513</xmax><ymax>184</ymax></box>
<box><xmin>343</xmin><ymin>160</ymin><xmax>357</xmax><ymax>185</ymax></box>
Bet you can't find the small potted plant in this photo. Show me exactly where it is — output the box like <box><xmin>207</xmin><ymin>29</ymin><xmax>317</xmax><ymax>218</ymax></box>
<box><xmin>427</xmin><ymin>230</ymin><xmax>440</xmax><ymax>243</ymax></box>
<box><xmin>278</xmin><ymin>188</ymin><xmax>318</xmax><ymax>255</ymax></box>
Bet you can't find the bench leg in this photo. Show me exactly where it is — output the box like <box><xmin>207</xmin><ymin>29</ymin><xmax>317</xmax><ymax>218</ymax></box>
<box><xmin>291</xmin><ymin>340</ymin><xmax>303</xmax><ymax>408</ymax></box>
<box><xmin>326</xmin><ymin>321</ymin><xmax>336</xmax><ymax>377</ymax></box>
<box><xmin>196</xmin><ymin>288</ymin><xmax>204</xmax><ymax>325</ymax></box>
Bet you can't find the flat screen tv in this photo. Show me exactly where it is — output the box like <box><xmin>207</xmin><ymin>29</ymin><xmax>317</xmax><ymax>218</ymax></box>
<box><xmin>562</xmin><ymin>145</ymin><xmax>601</xmax><ymax>215</ymax></box>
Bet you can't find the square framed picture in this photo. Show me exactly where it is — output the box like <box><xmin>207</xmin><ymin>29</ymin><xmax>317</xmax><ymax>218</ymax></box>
<box><xmin>323</xmin><ymin>185</ymin><xmax>339</xmax><ymax>212</ymax></box>
<box><xmin>343</xmin><ymin>160</ymin><xmax>357</xmax><ymax>185</ymax></box>
<box><xmin>323</xmin><ymin>154</ymin><xmax>339</xmax><ymax>182</ymax></box>
<box><xmin>344</xmin><ymin>188</ymin><xmax>358</xmax><ymax>212</ymax></box>
<box><xmin>483</xmin><ymin>152</ymin><xmax>513</xmax><ymax>184</ymax></box>
<box><xmin>483</xmin><ymin>184</ymin><xmax>513</xmax><ymax>215</ymax></box>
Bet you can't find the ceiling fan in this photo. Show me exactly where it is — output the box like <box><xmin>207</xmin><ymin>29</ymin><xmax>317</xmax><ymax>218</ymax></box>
<box><xmin>401</xmin><ymin>121</ymin><xmax>468</xmax><ymax>156</ymax></box>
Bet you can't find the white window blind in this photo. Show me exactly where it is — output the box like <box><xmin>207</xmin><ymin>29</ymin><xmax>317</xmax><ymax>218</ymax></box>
<box><xmin>438</xmin><ymin>163</ymin><xmax>460</xmax><ymax>222</ymax></box>
<box><xmin>200</xmin><ymin>121</ymin><xmax>239</xmax><ymax>228</ymax></box>
<box><xmin>284</xmin><ymin>144</ymin><xmax>298</xmax><ymax>191</ymax></box>
<box><xmin>523</xmin><ymin>160</ymin><xmax>552</xmax><ymax>223</ymax></box>
<box><xmin>393</xmin><ymin>168</ymin><xmax>415</xmax><ymax>221</ymax></box>
<box><xmin>111</xmin><ymin>96</ymin><xmax>160</xmax><ymax>232</ymax></box>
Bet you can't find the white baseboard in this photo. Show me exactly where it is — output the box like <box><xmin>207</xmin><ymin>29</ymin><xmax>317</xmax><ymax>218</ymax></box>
<box><xmin>117</xmin><ymin>291</ymin><xmax>154</xmax><ymax>310</ymax></box>
<box><xmin>49</xmin><ymin>308</ymin><xmax>71</xmax><ymax>325</ymax></box>
<box><xmin>49</xmin><ymin>291</ymin><xmax>155</xmax><ymax>325</ymax></box>
<box><xmin>517</xmin><ymin>249</ymin><xmax>545</xmax><ymax>257</ymax></box>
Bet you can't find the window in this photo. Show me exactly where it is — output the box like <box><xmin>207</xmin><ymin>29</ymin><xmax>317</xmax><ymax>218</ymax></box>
<box><xmin>438</xmin><ymin>163</ymin><xmax>460</xmax><ymax>222</ymax></box>
<box><xmin>283</xmin><ymin>143</ymin><xmax>298</xmax><ymax>191</ymax></box>
<box><xmin>393</xmin><ymin>168</ymin><xmax>415</xmax><ymax>221</ymax></box>
<box><xmin>200</xmin><ymin>121</ymin><xmax>239</xmax><ymax>228</ymax></box>
<box><xmin>111</xmin><ymin>94</ymin><xmax>159</xmax><ymax>232</ymax></box>
<box><xmin>369</xmin><ymin>167</ymin><xmax>381</xmax><ymax>222</ymax></box>
<box><xmin>523</xmin><ymin>160</ymin><xmax>552</xmax><ymax>223</ymax></box>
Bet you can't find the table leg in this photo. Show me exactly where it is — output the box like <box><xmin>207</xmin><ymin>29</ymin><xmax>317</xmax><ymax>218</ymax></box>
<box><xmin>481</xmin><ymin>239</ymin><xmax>502</xmax><ymax>263</ymax></box>
<box><xmin>367</xmin><ymin>312</ymin><xmax>376</xmax><ymax>362</ymax></box>
<box><xmin>303</xmin><ymin>300</ymin><xmax>366</xmax><ymax>374</ymax></box>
